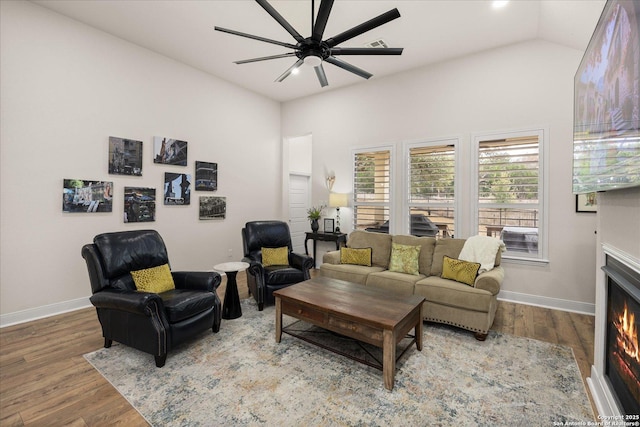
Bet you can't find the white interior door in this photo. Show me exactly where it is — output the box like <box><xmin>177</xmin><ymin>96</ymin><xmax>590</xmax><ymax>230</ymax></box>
<box><xmin>289</xmin><ymin>174</ymin><xmax>310</xmax><ymax>254</ymax></box>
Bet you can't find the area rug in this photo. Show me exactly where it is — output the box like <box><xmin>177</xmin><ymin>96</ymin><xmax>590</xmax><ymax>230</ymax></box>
<box><xmin>84</xmin><ymin>299</ymin><xmax>594</xmax><ymax>426</ymax></box>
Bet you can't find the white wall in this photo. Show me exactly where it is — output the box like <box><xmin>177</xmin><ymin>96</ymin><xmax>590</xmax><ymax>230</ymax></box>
<box><xmin>282</xmin><ymin>40</ymin><xmax>598</xmax><ymax>312</ymax></box>
<box><xmin>0</xmin><ymin>1</ymin><xmax>282</xmax><ymax>324</ymax></box>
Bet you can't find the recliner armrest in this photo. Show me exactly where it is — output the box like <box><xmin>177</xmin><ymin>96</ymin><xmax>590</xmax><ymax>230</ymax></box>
<box><xmin>172</xmin><ymin>271</ymin><xmax>221</xmax><ymax>291</ymax></box>
<box><xmin>474</xmin><ymin>266</ymin><xmax>504</xmax><ymax>295</ymax></box>
<box><xmin>289</xmin><ymin>252</ymin><xmax>314</xmax><ymax>271</ymax></box>
<box><xmin>89</xmin><ymin>289</ymin><xmax>163</xmax><ymax>316</ymax></box>
<box><xmin>242</xmin><ymin>256</ymin><xmax>265</xmax><ymax>277</ymax></box>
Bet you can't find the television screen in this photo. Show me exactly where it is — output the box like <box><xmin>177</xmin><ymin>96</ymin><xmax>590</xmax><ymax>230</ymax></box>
<box><xmin>573</xmin><ymin>0</ymin><xmax>640</xmax><ymax>194</ymax></box>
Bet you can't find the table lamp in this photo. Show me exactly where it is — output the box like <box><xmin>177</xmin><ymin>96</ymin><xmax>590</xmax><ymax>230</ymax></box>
<box><xmin>329</xmin><ymin>193</ymin><xmax>348</xmax><ymax>233</ymax></box>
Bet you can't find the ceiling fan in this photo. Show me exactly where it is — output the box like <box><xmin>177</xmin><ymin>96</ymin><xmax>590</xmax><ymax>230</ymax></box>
<box><xmin>214</xmin><ymin>0</ymin><xmax>403</xmax><ymax>87</ymax></box>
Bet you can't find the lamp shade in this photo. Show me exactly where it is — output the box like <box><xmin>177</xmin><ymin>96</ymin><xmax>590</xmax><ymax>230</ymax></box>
<box><xmin>329</xmin><ymin>193</ymin><xmax>349</xmax><ymax>208</ymax></box>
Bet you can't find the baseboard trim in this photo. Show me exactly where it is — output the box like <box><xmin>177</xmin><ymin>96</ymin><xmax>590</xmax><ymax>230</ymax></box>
<box><xmin>498</xmin><ymin>290</ymin><xmax>595</xmax><ymax>315</ymax></box>
<box><xmin>0</xmin><ymin>291</ymin><xmax>595</xmax><ymax>328</ymax></box>
<box><xmin>0</xmin><ymin>297</ymin><xmax>92</xmax><ymax>328</ymax></box>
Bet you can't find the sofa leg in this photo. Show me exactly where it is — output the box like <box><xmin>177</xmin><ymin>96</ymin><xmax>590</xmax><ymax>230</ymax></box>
<box><xmin>104</xmin><ymin>338</ymin><xmax>112</xmax><ymax>348</ymax></box>
<box><xmin>212</xmin><ymin>319</ymin><xmax>221</xmax><ymax>333</ymax></box>
<box><xmin>474</xmin><ymin>332</ymin><xmax>488</xmax><ymax>341</ymax></box>
<box><xmin>258</xmin><ymin>302</ymin><xmax>264</xmax><ymax>311</ymax></box>
<box><xmin>155</xmin><ymin>354</ymin><xmax>167</xmax><ymax>368</ymax></box>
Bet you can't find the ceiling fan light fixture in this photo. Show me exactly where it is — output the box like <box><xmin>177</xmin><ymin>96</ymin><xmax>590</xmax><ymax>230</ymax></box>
<box><xmin>303</xmin><ymin>55</ymin><xmax>323</xmax><ymax>67</ymax></box>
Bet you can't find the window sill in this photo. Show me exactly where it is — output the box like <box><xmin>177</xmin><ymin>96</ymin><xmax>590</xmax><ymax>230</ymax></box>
<box><xmin>502</xmin><ymin>255</ymin><xmax>549</xmax><ymax>266</ymax></box>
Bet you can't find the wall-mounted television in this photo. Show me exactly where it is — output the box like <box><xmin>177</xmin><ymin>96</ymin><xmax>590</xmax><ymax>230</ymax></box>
<box><xmin>573</xmin><ymin>0</ymin><xmax>640</xmax><ymax>194</ymax></box>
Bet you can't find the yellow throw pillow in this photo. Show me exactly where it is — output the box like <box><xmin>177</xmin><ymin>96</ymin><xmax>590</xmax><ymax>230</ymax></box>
<box><xmin>131</xmin><ymin>263</ymin><xmax>175</xmax><ymax>293</ymax></box>
<box><xmin>388</xmin><ymin>243</ymin><xmax>421</xmax><ymax>275</ymax></box>
<box><xmin>441</xmin><ymin>256</ymin><xmax>481</xmax><ymax>286</ymax></box>
<box><xmin>340</xmin><ymin>247</ymin><xmax>372</xmax><ymax>267</ymax></box>
<box><xmin>262</xmin><ymin>246</ymin><xmax>289</xmax><ymax>266</ymax></box>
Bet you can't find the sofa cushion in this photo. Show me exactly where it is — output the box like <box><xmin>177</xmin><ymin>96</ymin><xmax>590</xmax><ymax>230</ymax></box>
<box><xmin>392</xmin><ymin>235</ymin><xmax>436</xmax><ymax>276</ymax></box>
<box><xmin>340</xmin><ymin>247</ymin><xmax>372</xmax><ymax>266</ymax></box>
<box><xmin>388</xmin><ymin>243</ymin><xmax>421</xmax><ymax>275</ymax></box>
<box><xmin>347</xmin><ymin>230</ymin><xmax>392</xmax><ymax>269</ymax></box>
<box><xmin>366</xmin><ymin>270</ymin><xmax>424</xmax><ymax>296</ymax></box>
<box><xmin>441</xmin><ymin>256</ymin><xmax>481</xmax><ymax>286</ymax></box>
<box><xmin>415</xmin><ymin>275</ymin><xmax>494</xmax><ymax>313</ymax></box>
<box><xmin>431</xmin><ymin>238</ymin><xmax>466</xmax><ymax>276</ymax></box>
<box><xmin>319</xmin><ymin>263</ymin><xmax>385</xmax><ymax>285</ymax></box>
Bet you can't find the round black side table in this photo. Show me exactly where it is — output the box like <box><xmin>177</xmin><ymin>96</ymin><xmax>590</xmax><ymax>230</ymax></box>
<box><xmin>213</xmin><ymin>261</ymin><xmax>249</xmax><ymax>320</ymax></box>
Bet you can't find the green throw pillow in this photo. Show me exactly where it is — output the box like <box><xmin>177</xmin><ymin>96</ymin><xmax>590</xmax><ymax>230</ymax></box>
<box><xmin>131</xmin><ymin>263</ymin><xmax>175</xmax><ymax>293</ymax></box>
<box><xmin>441</xmin><ymin>256</ymin><xmax>481</xmax><ymax>286</ymax></box>
<box><xmin>340</xmin><ymin>247</ymin><xmax>372</xmax><ymax>267</ymax></box>
<box><xmin>388</xmin><ymin>243</ymin><xmax>421</xmax><ymax>276</ymax></box>
<box><xmin>262</xmin><ymin>247</ymin><xmax>289</xmax><ymax>266</ymax></box>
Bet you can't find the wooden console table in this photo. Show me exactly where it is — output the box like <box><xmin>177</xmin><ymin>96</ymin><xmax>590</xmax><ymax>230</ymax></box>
<box><xmin>304</xmin><ymin>231</ymin><xmax>347</xmax><ymax>266</ymax></box>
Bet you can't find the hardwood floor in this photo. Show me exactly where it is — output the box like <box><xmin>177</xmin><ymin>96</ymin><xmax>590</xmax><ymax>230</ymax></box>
<box><xmin>0</xmin><ymin>271</ymin><xmax>596</xmax><ymax>426</ymax></box>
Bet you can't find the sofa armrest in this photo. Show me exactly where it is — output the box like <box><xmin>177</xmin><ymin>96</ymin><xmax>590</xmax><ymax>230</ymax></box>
<box><xmin>474</xmin><ymin>266</ymin><xmax>504</xmax><ymax>295</ymax></box>
<box><xmin>323</xmin><ymin>250</ymin><xmax>341</xmax><ymax>265</ymax></box>
<box><xmin>172</xmin><ymin>271</ymin><xmax>222</xmax><ymax>291</ymax></box>
<box><xmin>89</xmin><ymin>288</ymin><xmax>163</xmax><ymax>316</ymax></box>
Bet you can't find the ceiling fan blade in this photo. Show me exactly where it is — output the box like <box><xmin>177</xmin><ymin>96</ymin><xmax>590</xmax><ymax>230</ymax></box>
<box><xmin>256</xmin><ymin>0</ymin><xmax>305</xmax><ymax>43</ymax></box>
<box><xmin>275</xmin><ymin>58</ymin><xmax>305</xmax><ymax>83</ymax></box>
<box><xmin>325</xmin><ymin>56</ymin><xmax>372</xmax><ymax>80</ymax></box>
<box><xmin>234</xmin><ymin>52</ymin><xmax>297</xmax><ymax>65</ymax></box>
<box><xmin>325</xmin><ymin>8</ymin><xmax>401</xmax><ymax>48</ymax></box>
<box><xmin>215</xmin><ymin>26</ymin><xmax>298</xmax><ymax>50</ymax></box>
<box><xmin>330</xmin><ymin>47</ymin><xmax>403</xmax><ymax>56</ymax></box>
<box><xmin>312</xmin><ymin>0</ymin><xmax>334</xmax><ymax>43</ymax></box>
<box><xmin>314</xmin><ymin>63</ymin><xmax>329</xmax><ymax>87</ymax></box>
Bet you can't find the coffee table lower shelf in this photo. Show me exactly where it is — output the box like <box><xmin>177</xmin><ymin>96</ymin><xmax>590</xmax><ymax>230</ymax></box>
<box><xmin>281</xmin><ymin>320</ymin><xmax>418</xmax><ymax>372</ymax></box>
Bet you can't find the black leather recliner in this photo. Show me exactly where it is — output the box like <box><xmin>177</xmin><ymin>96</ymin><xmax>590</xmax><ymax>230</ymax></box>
<box><xmin>241</xmin><ymin>221</ymin><xmax>314</xmax><ymax>310</ymax></box>
<box><xmin>81</xmin><ymin>229</ymin><xmax>222</xmax><ymax>367</ymax></box>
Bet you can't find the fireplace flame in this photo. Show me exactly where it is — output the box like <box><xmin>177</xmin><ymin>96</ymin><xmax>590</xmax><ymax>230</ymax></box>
<box><xmin>616</xmin><ymin>302</ymin><xmax>639</xmax><ymax>363</ymax></box>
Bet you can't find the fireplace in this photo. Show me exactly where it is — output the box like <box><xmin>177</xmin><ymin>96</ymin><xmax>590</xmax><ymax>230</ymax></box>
<box><xmin>603</xmin><ymin>255</ymin><xmax>640</xmax><ymax>415</ymax></box>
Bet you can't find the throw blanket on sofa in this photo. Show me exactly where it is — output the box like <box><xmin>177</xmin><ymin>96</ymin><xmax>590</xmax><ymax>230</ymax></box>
<box><xmin>458</xmin><ymin>235</ymin><xmax>506</xmax><ymax>273</ymax></box>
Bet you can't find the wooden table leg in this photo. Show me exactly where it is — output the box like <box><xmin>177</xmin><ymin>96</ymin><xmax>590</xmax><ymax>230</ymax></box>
<box><xmin>416</xmin><ymin>304</ymin><xmax>423</xmax><ymax>351</ymax></box>
<box><xmin>275</xmin><ymin>297</ymin><xmax>282</xmax><ymax>343</ymax></box>
<box><xmin>383</xmin><ymin>329</ymin><xmax>395</xmax><ymax>391</ymax></box>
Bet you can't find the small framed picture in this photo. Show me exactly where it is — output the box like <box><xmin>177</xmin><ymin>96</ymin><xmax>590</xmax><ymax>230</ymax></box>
<box><xmin>324</xmin><ymin>218</ymin><xmax>335</xmax><ymax>233</ymax></box>
<box><xmin>576</xmin><ymin>192</ymin><xmax>597</xmax><ymax>213</ymax></box>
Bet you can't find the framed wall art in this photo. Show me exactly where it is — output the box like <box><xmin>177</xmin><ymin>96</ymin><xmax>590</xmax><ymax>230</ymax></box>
<box><xmin>164</xmin><ymin>172</ymin><xmax>191</xmax><ymax>205</ymax></box>
<box><xmin>62</xmin><ymin>179</ymin><xmax>113</xmax><ymax>213</ymax></box>
<box><xmin>124</xmin><ymin>187</ymin><xmax>156</xmax><ymax>223</ymax></box>
<box><xmin>199</xmin><ymin>196</ymin><xmax>226</xmax><ymax>220</ymax></box>
<box><xmin>153</xmin><ymin>136</ymin><xmax>188</xmax><ymax>166</ymax></box>
<box><xmin>576</xmin><ymin>192</ymin><xmax>597</xmax><ymax>213</ymax></box>
<box><xmin>195</xmin><ymin>161</ymin><xmax>217</xmax><ymax>191</ymax></box>
<box><xmin>109</xmin><ymin>136</ymin><xmax>142</xmax><ymax>176</ymax></box>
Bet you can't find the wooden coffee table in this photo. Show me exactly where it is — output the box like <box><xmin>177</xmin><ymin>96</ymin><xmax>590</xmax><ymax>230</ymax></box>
<box><xmin>273</xmin><ymin>277</ymin><xmax>425</xmax><ymax>391</ymax></box>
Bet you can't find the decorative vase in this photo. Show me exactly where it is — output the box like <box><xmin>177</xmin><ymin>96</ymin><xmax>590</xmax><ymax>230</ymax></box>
<box><xmin>310</xmin><ymin>219</ymin><xmax>319</xmax><ymax>232</ymax></box>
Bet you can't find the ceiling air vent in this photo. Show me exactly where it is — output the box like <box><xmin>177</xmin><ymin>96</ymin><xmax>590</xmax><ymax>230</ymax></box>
<box><xmin>364</xmin><ymin>39</ymin><xmax>389</xmax><ymax>48</ymax></box>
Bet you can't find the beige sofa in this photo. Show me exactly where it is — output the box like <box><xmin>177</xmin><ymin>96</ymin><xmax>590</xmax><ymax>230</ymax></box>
<box><xmin>320</xmin><ymin>230</ymin><xmax>504</xmax><ymax>340</ymax></box>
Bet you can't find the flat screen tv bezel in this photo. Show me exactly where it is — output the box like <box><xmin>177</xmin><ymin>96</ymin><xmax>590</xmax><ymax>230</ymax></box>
<box><xmin>572</xmin><ymin>0</ymin><xmax>640</xmax><ymax>194</ymax></box>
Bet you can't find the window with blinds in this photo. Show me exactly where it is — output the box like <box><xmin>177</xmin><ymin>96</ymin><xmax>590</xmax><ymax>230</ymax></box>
<box><xmin>353</xmin><ymin>148</ymin><xmax>391</xmax><ymax>232</ymax></box>
<box><xmin>476</xmin><ymin>132</ymin><xmax>544</xmax><ymax>258</ymax></box>
<box><xmin>408</xmin><ymin>142</ymin><xmax>456</xmax><ymax>238</ymax></box>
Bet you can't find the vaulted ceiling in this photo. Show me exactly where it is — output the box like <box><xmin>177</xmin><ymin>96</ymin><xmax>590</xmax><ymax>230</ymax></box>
<box><xmin>33</xmin><ymin>0</ymin><xmax>606</xmax><ymax>102</ymax></box>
